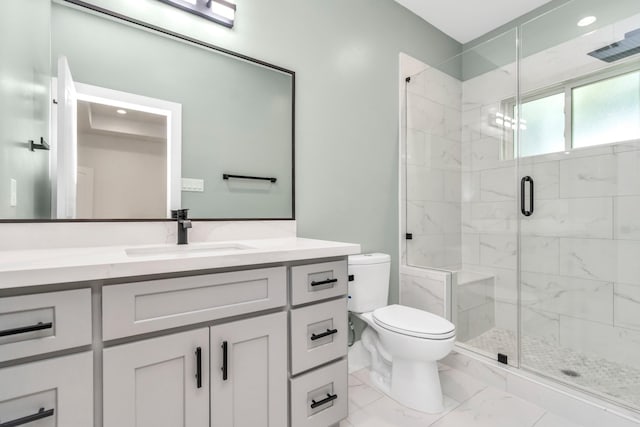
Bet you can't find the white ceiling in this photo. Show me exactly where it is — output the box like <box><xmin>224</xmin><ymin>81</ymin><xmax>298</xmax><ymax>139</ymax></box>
<box><xmin>78</xmin><ymin>101</ymin><xmax>167</xmax><ymax>142</ymax></box>
<box><xmin>395</xmin><ymin>0</ymin><xmax>555</xmax><ymax>44</ymax></box>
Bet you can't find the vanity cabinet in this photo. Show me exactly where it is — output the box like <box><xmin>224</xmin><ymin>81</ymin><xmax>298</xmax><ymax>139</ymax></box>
<box><xmin>1</xmin><ymin>250</ymin><xmax>355</xmax><ymax>427</ymax></box>
<box><xmin>0</xmin><ymin>351</ymin><xmax>93</xmax><ymax>427</ymax></box>
<box><xmin>103</xmin><ymin>328</ymin><xmax>210</xmax><ymax>427</ymax></box>
<box><xmin>289</xmin><ymin>260</ymin><xmax>349</xmax><ymax>427</ymax></box>
<box><xmin>102</xmin><ymin>267</ymin><xmax>287</xmax><ymax>340</ymax></box>
<box><xmin>103</xmin><ymin>312</ymin><xmax>287</xmax><ymax>427</ymax></box>
<box><xmin>0</xmin><ymin>289</ymin><xmax>92</xmax><ymax>363</ymax></box>
<box><xmin>210</xmin><ymin>312</ymin><xmax>287</xmax><ymax>427</ymax></box>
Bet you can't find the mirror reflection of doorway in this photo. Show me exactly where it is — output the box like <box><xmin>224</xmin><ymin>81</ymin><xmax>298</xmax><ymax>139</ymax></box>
<box><xmin>53</xmin><ymin>56</ymin><xmax>182</xmax><ymax>219</ymax></box>
<box><xmin>76</xmin><ymin>101</ymin><xmax>167</xmax><ymax>219</ymax></box>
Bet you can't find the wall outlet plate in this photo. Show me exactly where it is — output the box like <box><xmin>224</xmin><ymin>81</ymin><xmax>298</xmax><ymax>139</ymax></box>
<box><xmin>181</xmin><ymin>178</ymin><xmax>204</xmax><ymax>192</ymax></box>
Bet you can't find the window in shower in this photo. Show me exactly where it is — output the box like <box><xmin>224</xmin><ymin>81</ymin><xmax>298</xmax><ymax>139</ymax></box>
<box><xmin>518</xmin><ymin>92</ymin><xmax>565</xmax><ymax>157</ymax></box>
<box><xmin>573</xmin><ymin>70</ymin><xmax>640</xmax><ymax>148</ymax></box>
<box><xmin>507</xmin><ymin>67</ymin><xmax>640</xmax><ymax>158</ymax></box>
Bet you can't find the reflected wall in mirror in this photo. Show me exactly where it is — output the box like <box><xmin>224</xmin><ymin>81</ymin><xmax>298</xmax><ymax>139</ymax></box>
<box><xmin>0</xmin><ymin>0</ymin><xmax>51</xmax><ymax>220</ymax></box>
<box><xmin>0</xmin><ymin>0</ymin><xmax>295</xmax><ymax>221</ymax></box>
<box><xmin>76</xmin><ymin>100</ymin><xmax>169</xmax><ymax>219</ymax></box>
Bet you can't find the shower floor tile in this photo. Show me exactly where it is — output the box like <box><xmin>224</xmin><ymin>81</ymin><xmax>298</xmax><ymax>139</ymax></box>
<box><xmin>464</xmin><ymin>328</ymin><xmax>640</xmax><ymax>409</ymax></box>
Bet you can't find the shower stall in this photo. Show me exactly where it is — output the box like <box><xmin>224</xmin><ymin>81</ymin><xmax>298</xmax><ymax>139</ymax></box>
<box><xmin>401</xmin><ymin>0</ymin><xmax>640</xmax><ymax>413</ymax></box>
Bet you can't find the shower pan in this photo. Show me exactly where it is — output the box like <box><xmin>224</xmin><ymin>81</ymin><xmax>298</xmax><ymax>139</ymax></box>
<box><xmin>401</xmin><ymin>0</ymin><xmax>640</xmax><ymax>414</ymax></box>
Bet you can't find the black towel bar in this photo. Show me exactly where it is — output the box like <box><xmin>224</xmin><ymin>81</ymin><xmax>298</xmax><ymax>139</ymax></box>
<box><xmin>223</xmin><ymin>174</ymin><xmax>276</xmax><ymax>183</ymax></box>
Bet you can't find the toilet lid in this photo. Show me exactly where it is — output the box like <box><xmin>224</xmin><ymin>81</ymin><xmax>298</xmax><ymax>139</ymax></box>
<box><xmin>372</xmin><ymin>305</ymin><xmax>456</xmax><ymax>340</ymax></box>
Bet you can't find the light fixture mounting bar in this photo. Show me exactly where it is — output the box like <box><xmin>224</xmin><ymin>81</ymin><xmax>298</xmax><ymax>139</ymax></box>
<box><xmin>157</xmin><ymin>0</ymin><xmax>236</xmax><ymax>28</ymax></box>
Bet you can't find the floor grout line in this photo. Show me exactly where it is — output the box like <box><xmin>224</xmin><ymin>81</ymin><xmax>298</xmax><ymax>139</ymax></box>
<box><xmin>530</xmin><ymin>411</ymin><xmax>549</xmax><ymax>427</ymax></box>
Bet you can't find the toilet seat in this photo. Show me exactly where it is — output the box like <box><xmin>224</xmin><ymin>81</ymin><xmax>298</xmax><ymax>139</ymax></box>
<box><xmin>372</xmin><ymin>305</ymin><xmax>455</xmax><ymax>340</ymax></box>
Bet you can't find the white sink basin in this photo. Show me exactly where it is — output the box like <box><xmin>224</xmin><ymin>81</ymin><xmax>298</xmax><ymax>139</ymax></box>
<box><xmin>125</xmin><ymin>242</ymin><xmax>255</xmax><ymax>257</ymax></box>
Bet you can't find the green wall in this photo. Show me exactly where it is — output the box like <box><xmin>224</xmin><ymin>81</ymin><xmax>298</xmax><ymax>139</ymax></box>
<box><xmin>0</xmin><ymin>0</ymin><xmax>51</xmax><ymax>219</ymax></box>
<box><xmin>72</xmin><ymin>0</ymin><xmax>461</xmax><ymax>304</ymax></box>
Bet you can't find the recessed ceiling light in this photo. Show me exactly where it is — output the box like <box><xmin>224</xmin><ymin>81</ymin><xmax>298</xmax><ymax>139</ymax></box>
<box><xmin>577</xmin><ymin>16</ymin><xmax>597</xmax><ymax>27</ymax></box>
<box><xmin>116</xmin><ymin>109</ymin><xmax>127</xmax><ymax>115</ymax></box>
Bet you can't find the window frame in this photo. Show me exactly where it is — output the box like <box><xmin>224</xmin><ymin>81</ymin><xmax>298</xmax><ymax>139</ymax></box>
<box><xmin>503</xmin><ymin>61</ymin><xmax>640</xmax><ymax>159</ymax></box>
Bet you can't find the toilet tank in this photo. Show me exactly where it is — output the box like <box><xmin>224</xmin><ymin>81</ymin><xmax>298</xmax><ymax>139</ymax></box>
<box><xmin>347</xmin><ymin>253</ymin><xmax>391</xmax><ymax>313</ymax></box>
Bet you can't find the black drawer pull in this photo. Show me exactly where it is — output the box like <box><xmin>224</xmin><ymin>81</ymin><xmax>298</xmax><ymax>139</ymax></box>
<box><xmin>310</xmin><ymin>329</ymin><xmax>338</xmax><ymax>341</ymax></box>
<box><xmin>310</xmin><ymin>278</ymin><xmax>337</xmax><ymax>287</ymax></box>
<box><xmin>0</xmin><ymin>407</ymin><xmax>54</xmax><ymax>427</ymax></box>
<box><xmin>521</xmin><ymin>176</ymin><xmax>534</xmax><ymax>217</ymax></box>
<box><xmin>0</xmin><ymin>322</ymin><xmax>53</xmax><ymax>337</ymax></box>
<box><xmin>310</xmin><ymin>393</ymin><xmax>338</xmax><ymax>409</ymax></box>
<box><xmin>195</xmin><ymin>347</ymin><xmax>202</xmax><ymax>389</ymax></box>
<box><xmin>221</xmin><ymin>341</ymin><xmax>228</xmax><ymax>381</ymax></box>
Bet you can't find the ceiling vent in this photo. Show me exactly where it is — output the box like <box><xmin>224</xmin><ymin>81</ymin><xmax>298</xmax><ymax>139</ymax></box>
<box><xmin>588</xmin><ymin>28</ymin><xmax>640</xmax><ymax>63</ymax></box>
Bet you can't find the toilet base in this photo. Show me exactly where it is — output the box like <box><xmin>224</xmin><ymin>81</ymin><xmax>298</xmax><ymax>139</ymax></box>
<box><xmin>390</xmin><ymin>359</ymin><xmax>444</xmax><ymax>413</ymax></box>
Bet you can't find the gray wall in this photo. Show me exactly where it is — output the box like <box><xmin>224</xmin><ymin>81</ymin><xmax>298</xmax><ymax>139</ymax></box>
<box><xmin>77</xmin><ymin>132</ymin><xmax>167</xmax><ymax>219</ymax></box>
<box><xmin>0</xmin><ymin>0</ymin><xmax>51</xmax><ymax>219</ymax></box>
<box><xmin>463</xmin><ymin>0</ymin><xmax>572</xmax><ymax>51</ymax></box>
<box><xmin>73</xmin><ymin>0</ymin><xmax>461</xmax><ymax>304</ymax></box>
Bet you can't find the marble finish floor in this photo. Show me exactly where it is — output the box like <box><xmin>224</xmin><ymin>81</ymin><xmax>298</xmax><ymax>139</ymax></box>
<box><xmin>465</xmin><ymin>328</ymin><xmax>640</xmax><ymax>409</ymax></box>
<box><xmin>341</xmin><ymin>366</ymin><xmax>583</xmax><ymax>427</ymax></box>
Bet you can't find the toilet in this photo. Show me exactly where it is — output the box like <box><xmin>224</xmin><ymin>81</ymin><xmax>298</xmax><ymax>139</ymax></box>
<box><xmin>348</xmin><ymin>253</ymin><xmax>456</xmax><ymax>413</ymax></box>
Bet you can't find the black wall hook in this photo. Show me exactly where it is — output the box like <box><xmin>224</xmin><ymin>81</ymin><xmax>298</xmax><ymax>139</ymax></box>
<box><xmin>28</xmin><ymin>137</ymin><xmax>50</xmax><ymax>152</ymax></box>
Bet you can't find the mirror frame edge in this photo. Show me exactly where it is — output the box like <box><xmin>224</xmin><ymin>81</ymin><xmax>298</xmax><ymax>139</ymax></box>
<box><xmin>0</xmin><ymin>0</ymin><xmax>296</xmax><ymax>223</ymax></box>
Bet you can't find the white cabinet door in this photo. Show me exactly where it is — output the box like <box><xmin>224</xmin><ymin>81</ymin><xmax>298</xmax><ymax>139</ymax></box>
<box><xmin>0</xmin><ymin>351</ymin><xmax>93</xmax><ymax>427</ymax></box>
<box><xmin>210</xmin><ymin>312</ymin><xmax>287</xmax><ymax>427</ymax></box>
<box><xmin>103</xmin><ymin>328</ymin><xmax>209</xmax><ymax>427</ymax></box>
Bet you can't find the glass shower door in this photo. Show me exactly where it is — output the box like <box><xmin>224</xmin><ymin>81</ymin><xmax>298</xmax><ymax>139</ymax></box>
<box><xmin>454</xmin><ymin>29</ymin><xmax>520</xmax><ymax>367</ymax></box>
<box><xmin>403</xmin><ymin>28</ymin><xmax>521</xmax><ymax>367</ymax></box>
<box><xmin>518</xmin><ymin>0</ymin><xmax>640</xmax><ymax>410</ymax></box>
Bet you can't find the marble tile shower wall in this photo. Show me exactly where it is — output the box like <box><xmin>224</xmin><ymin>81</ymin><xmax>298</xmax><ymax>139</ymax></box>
<box><xmin>461</xmin><ymin>67</ymin><xmax>640</xmax><ymax>368</ymax></box>
<box><xmin>399</xmin><ymin>267</ymin><xmax>449</xmax><ymax>318</ymax></box>
<box><xmin>405</xmin><ymin>69</ymin><xmax>462</xmax><ymax>270</ymax></box>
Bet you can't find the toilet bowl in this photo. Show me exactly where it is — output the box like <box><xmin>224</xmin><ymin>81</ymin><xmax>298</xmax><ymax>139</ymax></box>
<box><xmin>348</xmin><ymin>254</ymin><xmax>456</xmax><ymax>413</ymax></box>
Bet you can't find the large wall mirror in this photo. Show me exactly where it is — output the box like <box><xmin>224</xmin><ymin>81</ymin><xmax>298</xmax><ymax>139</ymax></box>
<box><xmin>0</xmin><ymin>0</ymin><xmax>294</xmax><ymax>221</ymax></box>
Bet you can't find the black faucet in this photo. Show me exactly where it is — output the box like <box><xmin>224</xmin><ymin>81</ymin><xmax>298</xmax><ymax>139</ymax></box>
<box><xmin>171</xmin><ymin>209</ymin><xmax>192</xmax><ymax>245</ymax></box>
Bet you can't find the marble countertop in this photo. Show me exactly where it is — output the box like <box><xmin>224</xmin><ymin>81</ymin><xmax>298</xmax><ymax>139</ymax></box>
<box><xmin>0</xmin><ymin>238</ymin><xmax>361</xmax><ymax>289</ymax></box>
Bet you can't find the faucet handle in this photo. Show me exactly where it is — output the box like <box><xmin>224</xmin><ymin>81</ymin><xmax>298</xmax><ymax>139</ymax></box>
<box><xmin>171</xmin><ymin>208</ymin><xmax>189</xmax><ymax>220</ymax></box>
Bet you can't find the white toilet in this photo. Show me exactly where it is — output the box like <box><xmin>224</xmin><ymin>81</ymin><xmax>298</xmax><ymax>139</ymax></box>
<box><xmin>348</xmin><ymin>253</ymin><xmax>456</xmax><ymax>413</ymax></box>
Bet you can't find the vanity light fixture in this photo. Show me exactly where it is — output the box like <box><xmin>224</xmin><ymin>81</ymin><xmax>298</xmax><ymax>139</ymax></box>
<box><xmin>158</xmin><ymin>0</ymin><xmax>236</xmax><ymax>28</ymax></box>
<box><xmin>116</xmin><ymin>109</ymin><xmax>127</xmax><ymax>115</ymax></box>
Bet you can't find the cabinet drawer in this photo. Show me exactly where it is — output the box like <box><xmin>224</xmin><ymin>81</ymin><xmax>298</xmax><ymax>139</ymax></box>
<box><xmin>0</xmin><ymin>289</ymin><xmax>92</xmax><ymax>363</ymax></box>
<box><xmin>290</xmin><ymin>298</ymin><xmax>347</xmax><ymax>375</ymax></box>
<box><xmin>290</xmin><ymin>359</ymin><xmax>348</xmax><ymax>427</ymax></box>
<box><xmin>0</xmin><ymin>351</ymin><xmax>93</xmax><ymax>427</ymax></box>
<box><xmin>290</xmin><ymin>261</ymin><xmax>347</xmax><ymax>306</ymax></box>
<box><xmin>103</xmin><ymin>267</ymin><xmax>286</xmax><ymax>340</ymax></box>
